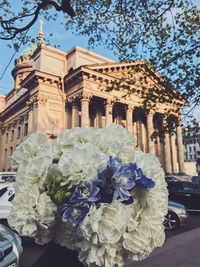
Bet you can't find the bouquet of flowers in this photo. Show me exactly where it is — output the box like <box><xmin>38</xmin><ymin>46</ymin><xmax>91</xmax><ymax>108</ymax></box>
<box><xmin>8</xmin><ymin>125</ymin><xmax>168</xmax><ymax>267</ymax></box>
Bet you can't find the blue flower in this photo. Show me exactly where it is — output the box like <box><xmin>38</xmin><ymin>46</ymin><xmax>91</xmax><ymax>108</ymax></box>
<box><xmin>108</xmin><ymin>156</ymin><xmax>122</xmax><ymax>173</ymax></box>
<box><xmin>62</xmin><ymin>203</ymin><xmax>90</xmax><ymax>227</ymax></box>
<box><xmin>133</xmin><ymin>167</ymin><xmax>155</xmax><ymax>190</ymax></box>
<box><xmin>135</xmin><ymin>174</ymin><xmax>155</xmax><ymax>190</ymax></box>
<box><xmin>70</xmin><ymin>180</ymin><xmax>101</xmax><ymax>203</ymax></box>
<box><xmin>133</xmin><ymin>167</ymin><xmax>144</xmax><ymax>180</ymax></box>
<box><xmin>112</xmin><ymin>164</ymin><xmax>136</xmax><ymax>201</ymax></box>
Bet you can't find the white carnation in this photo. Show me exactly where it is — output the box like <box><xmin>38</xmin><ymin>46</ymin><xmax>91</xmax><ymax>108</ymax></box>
<box><xmin>81</xmin><ymin>203</ymin><xmax>130</xmax><ymax>244</ymax></box>
<box><xmin>8</xmin><ymin>185</ymin><xmax>57</xmax><ymax>243</ymax></box>
<box><xmin>57</xmin><ymin>127</ymin><xmax>97</xmax><ymax>150</ymax></box>
<box><xmin>121</xmin><ymin>150</ymin><xmax>168</xmax><ymax>261</ymax></box>
<box><xmin>11</xmin><ymin>133</ymin><xmax>52</xmax><ymax>168</ymax></box>
<box><xmin>14</xmin><ymin>155</ymin><xmax>53</xmax><ymax>192</ymax></box>
<box><xmin>79</xmin><ymin>240</ymin><xmax>124</xmax><ymax>267</ymax></box>
<box><xmin>58</xmin><ymin>144</ymin><xmax>107</xmax><ymax>188</ymax></box>
<box><xmin>96</xmin><ymin>124</ymin><xmax>135</xmax><ymax>162</ymax></box>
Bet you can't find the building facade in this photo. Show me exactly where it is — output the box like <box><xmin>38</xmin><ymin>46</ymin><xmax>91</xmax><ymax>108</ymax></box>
<box><xmin>0</xmin><ymin>28</ymin><xmax>186</xmax><ymax>174</ymax></box>
<box><xmin>183</xmin><ymin>122</ymin><xmax>200</xmax><ymax>174</ymax></box>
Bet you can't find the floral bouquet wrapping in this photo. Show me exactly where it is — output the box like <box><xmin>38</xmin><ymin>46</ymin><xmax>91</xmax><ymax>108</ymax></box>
<box><xmin>8</xmin><ymin>125</ymin><xmax>168</xmax><ymax>267</ymax></box>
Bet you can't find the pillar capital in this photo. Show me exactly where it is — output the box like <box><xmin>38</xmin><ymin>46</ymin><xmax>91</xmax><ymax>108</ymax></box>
<box><xmin>147</xmin><ymin>109</ymin><xmax>155</xmax><ymax>117</ymax></box>
<box><xmin>66</xmin><ymin>95</ymin><xmax>79</xmax><ymax>105</ymax></box>
<box><xmin>80</xmin><ymin>91</ymin><xmax>93</xmax><ymax>102</ymax></box>
<box><xmin>126</xmin><ymin>104</ymin><xmax>134</xmax><ymax>112</ymax></box>
<box><xmin>104</xmin><ymin>98</ymin><xmax>115</xmax><ymax>109</ymax></box>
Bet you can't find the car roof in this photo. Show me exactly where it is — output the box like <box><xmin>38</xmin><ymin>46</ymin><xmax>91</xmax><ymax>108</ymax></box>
<box><xmin>167</xmin><ymin>180</ymin><xmax>190</xmax><ymax>183</ymax></box>
<box><xmin>0</xmin><ymin>174</ymin><xmax>16</xmax><ymax>178</ymax></box>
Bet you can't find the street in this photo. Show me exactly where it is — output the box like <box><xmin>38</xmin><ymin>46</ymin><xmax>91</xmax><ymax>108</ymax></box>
<box><xmin>19</xmin><ymin>213</ymin><xmax>200</xmax><ymax>267</ymax></box>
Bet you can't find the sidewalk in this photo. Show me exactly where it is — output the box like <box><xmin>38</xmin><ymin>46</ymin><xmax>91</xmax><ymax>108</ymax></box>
<box><xmin>125</xmin><ymin>227</ymin><xmax>200</xmax><ymax>267</ymax></box>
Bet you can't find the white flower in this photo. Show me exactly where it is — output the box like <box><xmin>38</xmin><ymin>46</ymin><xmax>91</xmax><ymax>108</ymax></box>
<box><xmin>11</xmin><ymin>133</ymin><xmax>51</xmax><ymax>168</ymax></box>
<box><xmin>14</xmin><ymin>155</ymin><xmax>53</xmax><ymax>192</ymax></box>
<box><xmin>95</xmin><ymin>124</ymin><xmax>135</xmax><ymax>162</ymax></box>
<box><xmin>57</xmin><ymin>127</ymin><xmax>97</xmax><ymax>150</ymax></box>
<box><xmin>79</xmin><ymin>240</ymin><xmax>125</xmax><ymax>267</ymax></box>
<box><xmin>8</xmin><ymin>126</ymin><xmax>168</xmax><ymax>267</ymax></box>
<box><xmin>8</xmin><ymin>185</ymin><xmax>57</xmax><ymax>243</ymax></box>
<box><xmin>121</xmin><ymin>150</ymin><xmax>168</xmax><ymax>261</ymax></box>
<box><xmin>58</xmin><ymin>144</ymin><xmax>107</xmax><ymax>188</ymax></box>
<box><xmin>81</xmin><ymin>203</ymin><xmax>130</xmax><ymax>244</ymax></box>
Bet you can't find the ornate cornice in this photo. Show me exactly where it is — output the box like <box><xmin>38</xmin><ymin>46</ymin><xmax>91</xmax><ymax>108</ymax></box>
<box><xmin>20</xmin><ymin>70</ymin><xmax>62</xmax><ymax>89</ymax></box>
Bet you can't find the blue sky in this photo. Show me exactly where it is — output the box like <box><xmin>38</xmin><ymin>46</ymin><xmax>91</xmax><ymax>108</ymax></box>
<box><xmin>0</xmin><ymin>14</ymin><xmax>116</xmax><ymax>94</ymax></box>
<box><xmin>0</xmin><ymin>1</ymin><xmax>199</xmax><ymax>121</ymax></box>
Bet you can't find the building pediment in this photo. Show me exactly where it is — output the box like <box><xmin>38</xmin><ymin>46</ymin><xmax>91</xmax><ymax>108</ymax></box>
<box><xmin>64</xmin><ymin>61</ymin><xmax>185</xmax><ymax>107</ymax></box>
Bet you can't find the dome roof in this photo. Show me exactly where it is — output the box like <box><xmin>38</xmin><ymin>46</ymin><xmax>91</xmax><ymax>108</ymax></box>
<box><xmin>22</xmin><ymin>19</ymin><xmax>45</xmax><ymax>57</ymax></box>
<box><xmin>22</xmin><ymin>35</ymin><xmax>45</xmax><ymax>56</ymax></box>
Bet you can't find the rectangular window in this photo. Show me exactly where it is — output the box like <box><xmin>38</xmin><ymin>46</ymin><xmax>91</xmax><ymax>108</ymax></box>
<box><xmin>194</xmin><ymin>146</ymin><xmax>196</xmax><ymax>151</ymax></box>
<box><xmin>11</xmin><ymin>129</ymin><xmax>14</xmax><ymax>141</ymax></box>
<box><xmin>24</xmin><ymin>122</ymin><xmax>28</xmax><ymax>136</ymax></box>
<box><xmin>10</xmin><ymin>147</ymin><xmax>13</xmax><ymax>157</ymax></box>
<box><xmin>6</xmin><ymin>133</ymin><xmax>8</xmax><ymax>143</ymax></box>
<box><xmin>17</xmin><ymin>126</ymin><xmax>21</xmax><ymax>138</ymax></box>
<box><xmin>4</xmin><ymin>149</ymin><xmax>7</xmax><ymax>167</ymax></box>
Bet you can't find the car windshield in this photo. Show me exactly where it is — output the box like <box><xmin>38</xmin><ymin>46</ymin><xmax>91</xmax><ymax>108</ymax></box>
<box><xmin>168</xmin><ymin>182</ymin><xmax>200</xmax><ymax>193</ymax></box>
<box><xmin>2</xmin><ymin>175</ymin><xmax>16</xmax><ymax>182</ymax></box>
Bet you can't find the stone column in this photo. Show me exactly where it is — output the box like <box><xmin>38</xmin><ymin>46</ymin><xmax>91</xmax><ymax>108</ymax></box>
<box><xmin>176</xmin><ymin>123</ymin><xmax>186</xmax><ymax>174</ymax></box>
<box><xmin>164</xmin><ymin>133</ymin><xmax>172</xmax><ymax>174</ymax></box>
<box><xmin>28</xmin><ymin>109</ymin><xmax>33</xmax><ymax>134</ymax></box>
<box><xmin>137</xmin><ymin>121</ymin><xmax>142</xmax><ymax>149</ymax></box>
<box><xmin>116</xmin><ymin>113</ymin><xmax>122</xmax><ymax>125</ymax></box>
<box><xmin>170</xmin><ymin>134</ymin><xmax>179</xmax><ymax>173</ymax></box>
<box><xmin>26</xmin><ymin>98</ymin><xmax>35</xmax><ymax>133</ymax></box>
<box><xmin>133</xmin><ymin>121</ymin><xmax>137</xmax><ymax>145</ymax></box>
<box><xmin>72</xmin><ymin>100</ymin><xmax>79</xmax><ymax>128</ymax></box>
<box><xmin>81</xmin><ymin>93</ymin><xmax>91</xmax><ymax>128</ymax></box>
<box><xmin>96</xmin><ymin>108</ymin><xmax>102</xmax><ymax>128</ymax></box>
<box><xmin>159</xmin><ymin>139</ymin><xmax>165</xmax><ymax>169</ymax></box>
<box><xmin>105</xmin><ymin>99</ymin><xmax>113</xmax><ymax>126</ymax></box>
<box><xmin>126</xmin><ymin>105</ymin><xmax>133</xmax><ymax>133</ymax></box>
<box><xmin>65</xmin><ymin>102</ymin><xmax>72</xmax><ymax>129</ymax></box>
<box><xmin>141</xmin><ymin>122</ymin><xmax>147</xmax><ymax>152</ymax></box>
<box><xmin>147</xmin><ymin>111</ymin><xmax>155</xmax><ymax>154</ymax></box>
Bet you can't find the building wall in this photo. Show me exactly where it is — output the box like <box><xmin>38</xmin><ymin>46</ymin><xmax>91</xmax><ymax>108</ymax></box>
<box><xmin>183</xmin><ymin>124</ymin><xmax>200</xmax><ymax>161</ymax></box>
<box><xmin>0</xmin><ymin>45</ymin><xmax>185</xmax><ymax>174</ymax></box>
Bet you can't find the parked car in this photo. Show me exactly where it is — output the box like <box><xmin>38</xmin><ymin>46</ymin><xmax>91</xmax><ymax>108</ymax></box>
<box><xmin>0</xmin><ymin>182</ymin><xmax>15</xmax><ymax>219</ymax></box>
<box><xmin>0</xmin><ymin>224</ymin><xmax>23</xmax><ymax>267</ymax></box>
<box><xmin>167</xmin><ymin>180</ymin><xmax>200</xmax><ymax>211</ymax></box>
<box><xmin>164</xmin><ymin>201</ymin><xmax>188</xmax><ymax>230</ymax></box>
<box><xmin>191</xmin><ymin>176</ymin><xmax>200</xmax><ymax>186</ymax></box>
<box><xmin>0</xmin><ymin>173</ymin><xmax>16</xmax><ymax>183</ymax></box>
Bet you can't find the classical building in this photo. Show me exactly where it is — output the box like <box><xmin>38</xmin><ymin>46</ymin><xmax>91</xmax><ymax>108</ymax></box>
<box><xmin>0</xmin><ymin>23</ymin><xmax>186</xmax><ymax>174</ymax></box>
<box><xmin>183</xmin><ymin>122</ymin><xmax>200</xmax><ymax>174</ymax></box>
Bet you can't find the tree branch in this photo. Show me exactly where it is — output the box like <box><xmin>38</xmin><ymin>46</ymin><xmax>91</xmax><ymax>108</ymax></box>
<box><xmin>0</xmin><ymin>0</ymin><xmax>75</xmax><ymax>40</ymax></box>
